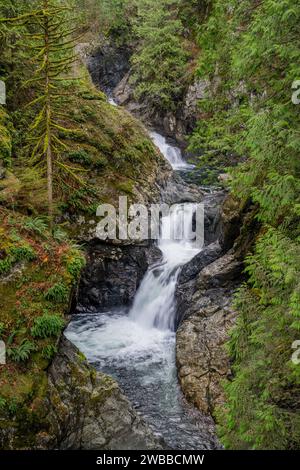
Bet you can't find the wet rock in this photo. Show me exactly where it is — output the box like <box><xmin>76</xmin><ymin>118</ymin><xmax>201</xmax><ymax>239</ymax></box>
<box><xmin>175</xmin><ymin>194</ymin><xmax>259</xmax><ymax>416</ymax></box>
<box><xmin>161</xmin><ymin>172</ymin><xmax>204</xmax><ymax>205</ymax></box>
<box><xmin>176</xmin><ymin>297</ymin><xmax>236</xmax><ymax>415</ymax></box>
<box><xmin>219</xmin><ymin>195</ymin><xmax>243</xmax><ymax>251</ymax></box>
<box><xmin>176</xmin><ymin>253</ymin><xmax>242</xmax><ymax>415</ymax></box>
<box><xmin>178</xmin><ymin>242</ymin><xmax>223</xmax><ymax>286</ymax></box>
<box><xmin>44</xmin><ymin>337</ymin><xmax>162</xmax><ymax>450</ymax></box>
<box><xmin>75</xmin><ymin>242</ymin><xmax>161</xmax><ymax>312</ymax></box>
<box><xmin>114</xmin><ymin>71</ymin><xmax>133</xmax><ymax>106</ymax></box>
<box><xmin>87</xmin><ymin>41</ymin><xmax>131</xmax><ymax>93</ymax></box>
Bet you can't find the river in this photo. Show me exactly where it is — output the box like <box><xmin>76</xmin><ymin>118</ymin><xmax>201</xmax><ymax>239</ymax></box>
<box><xmin>65</xmin><ymin>108</ymin><xmax>219</xmax><ymax>450</ymax></box>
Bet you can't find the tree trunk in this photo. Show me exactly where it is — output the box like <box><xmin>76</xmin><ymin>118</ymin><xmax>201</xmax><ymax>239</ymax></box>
<box><xmin>44</xmin><ymin>0</ymin><xmax>53</xmax><ymax>228</ymax></box>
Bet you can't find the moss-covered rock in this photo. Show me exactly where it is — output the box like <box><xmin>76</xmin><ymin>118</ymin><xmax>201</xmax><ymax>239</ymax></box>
<box><xmin>0</xmin><ymin>337</ymin><xmax>161</xmax><ymax>450</ymax></box>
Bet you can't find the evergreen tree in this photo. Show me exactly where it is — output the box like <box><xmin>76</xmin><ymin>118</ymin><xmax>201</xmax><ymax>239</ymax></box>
<box><xmin>1</xmin><ymin>0</ymin><xmax>79</xmax><ymax>225</ymax></box>
<box><xmin>131</xmin><ymin>0</ymin><xmax>188</xmax><ymax>112</ymax></box>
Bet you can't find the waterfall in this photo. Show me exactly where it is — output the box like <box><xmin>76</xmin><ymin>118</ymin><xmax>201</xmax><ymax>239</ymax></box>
<box><xmin>129</xmin><ymin>204</ymin><xmax>200</xmax><ymax>331</ymax></box>
<box><xmin>150</xmin><ymin>131</ymin><xmax>189</xmax><ymax>169</ymax></box>
<box><xmin>65</xmin><ymin>130</ymin><xmax>217</xmax><ymax>450</ymax></box>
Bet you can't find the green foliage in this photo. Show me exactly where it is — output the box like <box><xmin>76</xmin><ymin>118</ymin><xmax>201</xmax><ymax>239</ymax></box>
<box><xmin>191</xmin><ymin>0</ymin><xmax>300</xmax><ymax>450</ymax></box>
<box><xmin>66</xmin><ymin>252</ymin><xmax>85</xmax><ymax>282</ymax></box>
<box><xmin>52</xmin><ymin>226</ymin><xmax>68</xmax><ymax>242</ymax></box>
<box><xmin>31</xmin><ymin>313</ymin><xmax>65</xmax><ymax>339</ymax></box>
<box><xmin>7</xmin><ymin>340</ymin><xmax>36</xmax><ymax>363</ymax></box>
<box><xmin>0</xmin><ymin>107</ymin><xmax>12</xmax><ymax>167</ymax></box>
<box><xmin>67</xmin><ymin>150</ymin><xmax>92</xmax><ymax>167</ymax></box>
<box><xmin>24</xmin><ymin>217</ymin><xmax>48</xmax><ymax>236</ymax></box>
<box><xmin>1</xmin><ymin>0</ymin><xmax>83</xmax><ymax>221</ymax></box>
<box><xmin>131</xmin><ymin>0</ymin><xmax>189</xmax><ymax>111</ymax></box>
<box><xmin>44</xmin><ymin>283</ymin><xmax>69</xmax><ymax>304</ymax></box>
<box><xmin>0</xmin><ymin>397</ymin><xmax>6</xmax><ymax>410</ymax></box>
<box><xmin>10</xmin><ymin>245</ymin><xmax>36</xmax><ymax>262</ymax></box>
<box><xmin>41</xmin><ymin>344</ymin><xmax>58</xmax><ymax>360</ymax></box>
<box><xmin>0</xmin><ymin>243</ymin><xmax>36</xmax><ymax>276</ymax></box>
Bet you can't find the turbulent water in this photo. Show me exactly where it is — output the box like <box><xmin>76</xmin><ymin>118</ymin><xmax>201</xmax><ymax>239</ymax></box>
<box><xmin>66</xmin><ymin>132</ymin><xmax>219</xmax><ymax>450</ymax></box>
<box><xmin>150</xmin><ymin>131</ymin><xmax>194</xmax><ymax>170</ymax></box>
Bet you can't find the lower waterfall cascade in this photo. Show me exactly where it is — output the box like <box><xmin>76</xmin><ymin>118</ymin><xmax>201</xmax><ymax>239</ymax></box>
<box><xmin>66</xmin><ymin>130</ymin><xmax>220</xmax><ymax>450</ymax></box>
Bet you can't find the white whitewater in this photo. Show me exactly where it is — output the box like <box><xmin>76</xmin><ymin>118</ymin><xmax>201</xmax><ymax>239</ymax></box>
<box><xmin>129</xmin><ymin>203</ymin><xmax>200</xmax><ymax>331</ymax></box>
<box><xmin>65</xmin><ymin>132</ymin><xmax>217</xmax><ymax>449</ymax></box>
<box><xmin>150</xmin><ymin>131</ymin><xmax>193</xmax><ymax>170</ymax></box>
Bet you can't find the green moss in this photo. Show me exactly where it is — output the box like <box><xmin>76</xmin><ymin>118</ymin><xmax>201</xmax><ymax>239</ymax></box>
<box><xmin>114</xmin><ymin>179</ymin><xmax>134</xmax><ymax>195</ymax></box>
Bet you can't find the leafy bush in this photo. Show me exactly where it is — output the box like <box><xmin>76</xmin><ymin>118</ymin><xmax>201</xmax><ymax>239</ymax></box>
<box><xmin>0</xmin><ymin>322</ymin><xmax>5</xmax><ymax>339</ymax></box>
<box><xmin>7</xmin><ymin>340</ymin><xmax>36</xmax><ymax>363</ymax></box>
<box><xmin>31</xmin><ymin>314</ymin><xmax>65</xmax><ymax>339</ymax></box>
<box><xmin>0</xmin><ymin>397</ymin><xmax>7</xmax><ymax>410</ymax></box>
<box><xmin>53</xmin><ymin>226</ymin><xmax>68</xmax><ymax>242</ymax></box>
<box><xmin>44</xmin><ymin>283</ymin><xmax>69</xmax><ymax>303</ymax></box>
<box><xmin>0</xmin><ymin>244</ymin><xmax>36</xmax><ymax>276</ymax></box>
<box><xmin>0</xmin><ymin>257</ymin><xmax>12</xmax><ymax>276</ymax></box>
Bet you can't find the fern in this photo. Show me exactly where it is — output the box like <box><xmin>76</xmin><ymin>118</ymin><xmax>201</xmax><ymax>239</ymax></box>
<box><xmin>44</xmin><ymin>283</ymin><xmax>69</xmax><ymax>303</ymax></box>
<box><xmin>7</xmin><ymin>340</ymin><xmax>36</xmax><ymax>363</ymax></box>
<box><xmin>31</xmin><ymin>314</ymin><xmax>65</xmax><ymax>339</ymax></box>
<box><xmin>24</xmin><ymin>217</ymin><xmax>48</xmax><ymax>236</ymax></box>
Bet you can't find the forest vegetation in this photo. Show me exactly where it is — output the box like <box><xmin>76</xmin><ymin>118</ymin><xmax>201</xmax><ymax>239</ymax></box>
<box><xmin>1</xmin><ymin>0</ymin><xmax>300</xmax><ymax>450</ymax></box>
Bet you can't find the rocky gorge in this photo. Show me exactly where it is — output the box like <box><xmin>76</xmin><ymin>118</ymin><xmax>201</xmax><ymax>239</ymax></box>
<box><xmin>59</xmin><ymin>41</ymin><xmax>258</xmax><ymax>449</ymax></box>
<box><xmin>0</xmin><ymin>30</ymin><xmax>255</xmax><ymax>451</ymax></box>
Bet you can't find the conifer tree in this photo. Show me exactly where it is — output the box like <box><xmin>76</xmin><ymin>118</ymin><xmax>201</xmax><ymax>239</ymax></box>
<box><xmin>1</xmin><ymin>0</ymin><xmax>79</xmax><ymax>226</ymax></box>
<box><xmin>131</xmin><ymin>0</ymin><xmax>188</xmax><ymax>112</ymax></box>
<box><xmin>25</xmin><ymin>0</ymin><xmax>78</xmax><ymax>226</ymax></box>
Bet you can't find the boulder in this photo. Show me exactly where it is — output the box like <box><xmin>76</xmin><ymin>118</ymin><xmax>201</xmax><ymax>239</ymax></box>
<box><xmin>176</xmin><ymin>253</ymin><xmax>242</xmax><ymax>416</ymax></box>
<box><xmin>43</xmin><ymin>337</ymin><xmax>162</xmax><ymax>449</ymax></box>
<box><xmin>75</xmin><ymin>242</ymin><xmax>162</xmax><ymax>313</ymax></box>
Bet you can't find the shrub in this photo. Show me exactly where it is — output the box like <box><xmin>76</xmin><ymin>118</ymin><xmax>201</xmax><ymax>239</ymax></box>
<box><xmin>0</xmin><ymin>322</ymin><xmax>5</xmax><ymax>339</ymax></box>
<box><xmin>0</xmin><ymin>397</ymin><xmax>7</xmax><ymax>410</ymax></box>
<box><xmin>0</xmin><ymin>257</ymin><xmax>12</xmax><ymax>276</ymax></box>
<box><xmin>53</xmin><ymin>226</ymin><xmax>68</xmax><ymax>242</ymax></box>
<box><xmin>10</xmin><ymin>245</ymin><xmax>36</xmax><ymax>262</ymax></box>
<box><xmin>31</xmin><ymin>314</ymin><xmax>65</xmax><ymax>339</ymax></box>
<box><xmin>44</xmin><ymin>283</ymin><xmax>69</xmax><ymax>303</ymax></box>
<box><xmin>66</xmin><ymin>253</ymin><xmax>85</xmax><ymax>281</ymax></box>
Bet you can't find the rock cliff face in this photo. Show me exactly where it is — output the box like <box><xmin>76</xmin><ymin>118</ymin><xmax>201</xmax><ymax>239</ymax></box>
<box><xmin>85</xmin><ymin>40</ymin><xmax>211</xmax><ymax>146</ymax></box>
<box><xmin>0</xmin><ymin>337</ymin><xmax>160</xmax><ymax>450</ymax></box>
<box><xmin>113</xmin><ymin>76</ymin><xmax>211</xmax><ymax>146</ymax></box>
<box><xmin>75</xmin><ymin>242</ymin><xmax>162</xmax><ymax>313</ymax></box>
<box><xmin>176</xmin><ymin>252</ymin><xmax>242</xmax><ymax>415</ymax></box>
<box><xmin>175</xmin><ymin>196</ymin><xmax>259</xmax><ymax>416</ymax></box>
<box><xmin>45</xmin><ymin>337</ymin><xmax>161</xmax><ymax>450</ymax></box>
